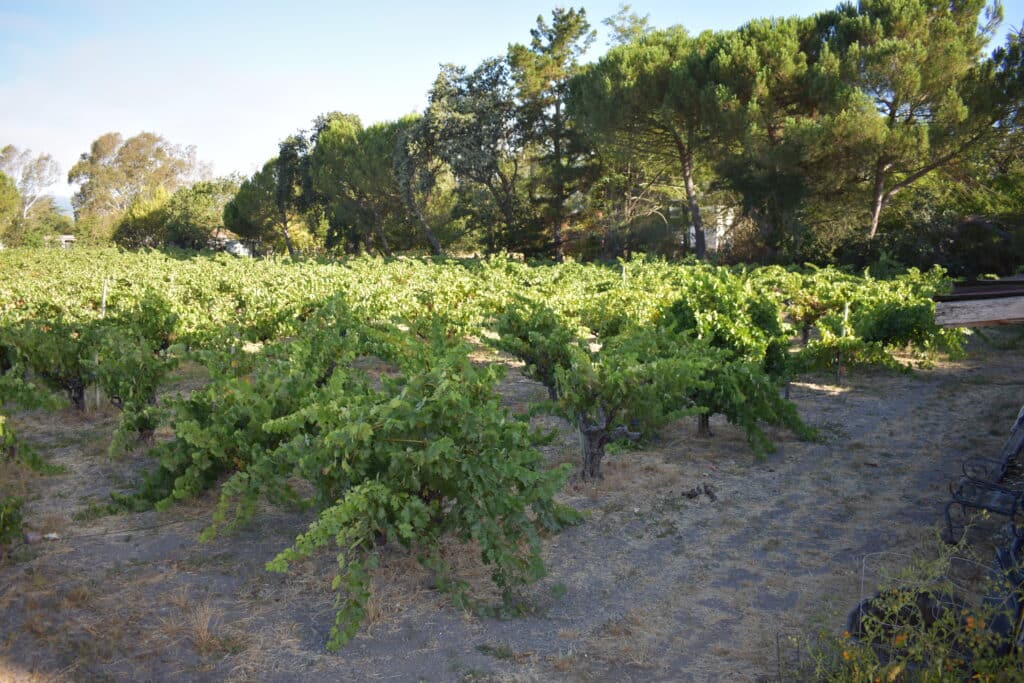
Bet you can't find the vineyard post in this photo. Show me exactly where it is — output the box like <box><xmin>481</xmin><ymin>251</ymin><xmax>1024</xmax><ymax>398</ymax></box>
<box><xmin>93</xmin><ymin>278</ymin><xmax>108</xmax><ymax>411</ymax></box>
<box><xmin>836</xmin><ymin>301</ymin><xmax>850</xmax><ymax>386</ymax></box>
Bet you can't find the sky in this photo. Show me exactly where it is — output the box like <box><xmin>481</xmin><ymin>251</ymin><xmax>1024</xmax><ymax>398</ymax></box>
<box><xmin>2</xmin><ymin>0</ymin><xmax>1022</xmax><ymax>205</ymax></box>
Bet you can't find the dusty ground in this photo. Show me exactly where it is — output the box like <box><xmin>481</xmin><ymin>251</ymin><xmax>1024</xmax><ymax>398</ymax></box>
<box><xmin>1</xmin><ymin>333</ymin><xmax>1023</xmax><ymax>682</ymax></box>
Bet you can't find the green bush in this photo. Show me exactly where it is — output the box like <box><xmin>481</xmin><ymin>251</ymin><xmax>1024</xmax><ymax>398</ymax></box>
<box><xmin>852</xmin><ymin>299</ymin><xmax>936</xmax><ymax>348</ymax></box>
<box><xmin>803</xmin><ymin>543</ymin><xmax>1024</xmax><ymax>681</ymax></box>
<box><xmin>119</xmin><ymin>298</ymin><xmax>579</xmax><ymax>649</ymax></box>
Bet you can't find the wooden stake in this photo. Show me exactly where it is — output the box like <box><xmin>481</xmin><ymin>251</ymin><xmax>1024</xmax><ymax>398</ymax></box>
<box><xmin>94</xmin><ymin>279</ymin><xmax>108</xmax><ymax>411</ymax></box>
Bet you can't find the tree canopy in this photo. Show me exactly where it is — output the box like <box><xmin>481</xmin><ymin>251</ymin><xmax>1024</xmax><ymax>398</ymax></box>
<box><xmin>223</xmin><ymin>160</ymin><xmax>284</xmax><ymax>248</ymax></box>
<box><xmin>5</xmin><ymin>2</ymin><xmax>1020</xmax><ymax>274</ymax></box>
<box><xmin>69</xmin><ymin>132</ymin><xmax>199</xmax><ymax>236</ymax></box>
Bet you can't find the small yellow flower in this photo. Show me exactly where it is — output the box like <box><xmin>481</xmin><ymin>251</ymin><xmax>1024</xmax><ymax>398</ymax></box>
<box><xmin>893</xmin><ymin>633</ymin><xmax>907</xmax><ymax>646</ymax></box>
<box><xmin>843</xmin><ymin>650</ymin><xmax>851</xmax><ymax>661</ymax></box>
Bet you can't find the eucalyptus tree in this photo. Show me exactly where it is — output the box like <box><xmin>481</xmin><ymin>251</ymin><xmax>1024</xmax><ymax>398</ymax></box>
<box><xmin>0</xmin><ymin>173</ymin><xmax>19</xmax><ymax>240</ymax></box>
<box><xmin>0</xmin><ymin>168</ymin><xmax>72</xmax><ymax>247</ymax></box>
<box><xmin>509</xmin><ymin>7</ymin><xmax>598</xmax><ymax>261</ymax></box>
<box><xmin>0</xmin><ymin>145</ymin><xmax>60</xmax><ymax>220</ymax></box>
<box><xmin>68</xmin><ymin>132</ymin><xmax>197</xmax><ymax>224</ymax></box>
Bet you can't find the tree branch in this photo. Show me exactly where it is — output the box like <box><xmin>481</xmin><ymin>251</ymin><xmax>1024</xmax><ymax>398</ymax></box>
<box><xmin>608</xmin><ymin>424</ymin><xmax>642</xmax><ymax>442</ymax></box>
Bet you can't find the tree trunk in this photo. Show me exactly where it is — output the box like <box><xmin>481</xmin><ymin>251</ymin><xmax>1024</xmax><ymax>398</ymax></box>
<box><xmin>552</xmin><ymin>102</ymin><xmax>565</xmax><ymax>264</ymax></box>
<box><xmin>423</xmin><ymin>226</ymin><xmax>443</xmax><ymax>256</ymax></box>
<box><xmin>682</xmin><ymin>153</ymin><xmax>706</xmax><ymax>260</ymax></box>
<box><xmin>412</xmin><ymin>205</ymin><xmax>443</xmax><ymax>256</ymax></box>
<box><xmin>404</xmin><ymin>172</ymin><xmax>444</xmax><ymax>256</ymax></box>
<box><xmin>374</xmin><ymin>227</ymin><xmax>393</xmax><ymax>257</ymax></box>
<box><xmin>553</xmin><ymin>221</ymin><xmax>566</xmax><ymax>263</ymax></box>
<box><xmin>368</xmin><ymin>208</ymin><xmax>393</xmax><ymax>257</ymax></box>
<box><xmin>672</xmin><ymin>131</ymin><xmax>706</xmax><ymax>259</ymax></box>
<box><xmin>279</xmin><ymin>212</ymin><xmax>297</xmax><ymax>259</ymax></box>
<box><xmin>868</xmin><ymin>161</ymin><xmax>888</xmax><ymax>239</ymax></box>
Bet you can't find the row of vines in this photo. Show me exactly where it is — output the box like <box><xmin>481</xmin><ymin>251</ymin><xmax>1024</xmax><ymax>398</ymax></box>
<box><xmin>0</xmin><ymin>248</ymin><xmax>965</xmax><ymax>648</ymax></box>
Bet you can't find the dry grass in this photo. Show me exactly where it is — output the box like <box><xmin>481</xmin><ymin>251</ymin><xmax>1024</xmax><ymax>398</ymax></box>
<box><xmin>598</xmin><ymin>455</ymin><xmax>685</xmax><ymax>494</ymax></box>
<box><xmin>0</xmin><ymin>458</ymin><xmax>33</xmax><ymax>499</ymax></box>
<box><xmin>59</xmin><ymin>583</ymin><xmax>92</xmax><ymax>610</ymax></box>
<box><xmin>149</xmin><ymin>598</ymin><xmax>248</xmax><ymax>660</ymax></box>
<box><xmin>587</xmin><ymin>605</ymin><xmax>684</xmax><ymax>670</ymax></box>
<box><xmin>549</xmin><ymin>650</ymin><xmax>579</xmax><ymax>673</ymax></box>
<box><xmin>223</xmin><ymin>620</ymin><xmax>309</xmax><ymax>683</ymax></box>
<box><xmin>187</xmin><ymin>603</ymin><xmax>229</xmax><ymax>656</ymax></box>
<box><xmin>361</xmin><ymin>553</ymin><xmax>431</xmax><ymax>632</ymax></box>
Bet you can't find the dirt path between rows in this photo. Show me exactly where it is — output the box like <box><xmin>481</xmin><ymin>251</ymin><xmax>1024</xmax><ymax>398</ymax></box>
<box><xmin>2</xmin><ymin>338</ymin><xmax>1022</xmax><ymax>682</ymax></box>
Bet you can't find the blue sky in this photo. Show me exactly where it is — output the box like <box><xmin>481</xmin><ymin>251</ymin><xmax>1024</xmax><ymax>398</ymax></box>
<box><xmin>2</xmin><ymin>1</ymin><xmax>1021</xmax><ymax>201</ymax></box>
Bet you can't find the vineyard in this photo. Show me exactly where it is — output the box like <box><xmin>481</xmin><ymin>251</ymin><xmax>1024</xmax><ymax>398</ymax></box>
<box><xmin>1</xmin><ymin>248</ymin><xmax>1014</xmax><ymax>681</ymax></box>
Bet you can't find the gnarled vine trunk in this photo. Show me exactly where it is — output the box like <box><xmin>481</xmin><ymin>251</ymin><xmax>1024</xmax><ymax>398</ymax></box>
<box><xmin>578</xmin><ymin>428</ymin><xmax>606</xmax><ymax>481</ymax></box>
<box><xmin>697</xmin><ymin>413</ymin><xmax>712</xmax><ymax>437</ymax></box>
<box><xmin>67</xmin><ymin>379</ymin><xmax>86</xmax><ymax>412</ymax></box>
<box><xmin>576</xmin><ymin>407</ymin><xmax>641</xmax><ymax>481</ymax></box>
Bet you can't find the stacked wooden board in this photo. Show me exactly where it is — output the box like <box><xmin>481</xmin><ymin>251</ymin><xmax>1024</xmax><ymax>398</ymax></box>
<box><xmin>935</xmin><ymin>275</ymin><xmax>1024</xmax><ymax>327</ymax></box>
